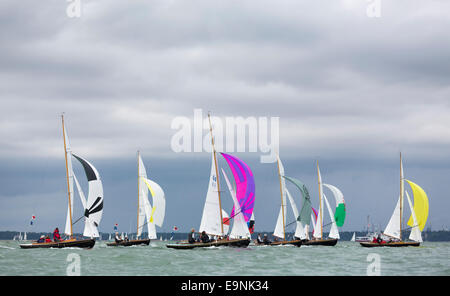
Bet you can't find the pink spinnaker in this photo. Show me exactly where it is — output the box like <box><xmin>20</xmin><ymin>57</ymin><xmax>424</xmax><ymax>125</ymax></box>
<box><xmin>220</xmin><ymin>153</ymin><xmax>255</xmax><ymax>223</ymax></box>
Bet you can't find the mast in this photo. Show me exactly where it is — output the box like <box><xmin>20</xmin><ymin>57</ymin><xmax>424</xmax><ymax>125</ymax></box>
<box><xmin>208</xmin><ymin>112</ymin><xmax>224</xmax><ymax>235</ymax></box>
<box><xmin>317</xmin><ymin>160</ymin><xmax>323</xmax><ymax>239</ymax></box>
<box><xmin>137</xmin><ymin>150</ymin><xmax>140</xmax><ymax>237</ymax></box>
<box><xmin>276</xmin><ymin>156</ymin><xmax>286</xmax><ymax>240</ymax></box>
<box><xmin>62</xmin><ymin>114</ymin><xmax>73</xmax><ymax>238</ymax></box>
<box><xmin>400</xmin><ymin>152</ymin><xmax>404</xmax><ymax>241</ymax></box>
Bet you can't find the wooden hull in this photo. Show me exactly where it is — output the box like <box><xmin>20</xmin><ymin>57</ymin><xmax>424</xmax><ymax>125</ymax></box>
<box><xmin>106</xmin><ymin>239</ymin><xmax>150</xmax><ymax>247</ymax></box>
<box><xmin>255</xmin><ymin>240</ymin><xmax>302</xmax><ymax>247</ymax></box>
<box><xmin>302</xmin><ymin>238</ymin><xmax>338</xmax><ymax>246</ymax></box>
<box><xmin>166</xmin><ymin>238</ymin><xmax>250</xmax><ymax>249</ymax></box>
<box><xmin>360</xmin><ymin>241</ymin><xmax>420</xmax><ymax>248</ymax></box>
<box><xmin>20</xmin><ymin>238</ymin><xmax>95</xmax><ymax>249</ymax></box>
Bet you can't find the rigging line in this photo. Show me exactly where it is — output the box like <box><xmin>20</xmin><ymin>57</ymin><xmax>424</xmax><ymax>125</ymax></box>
<box><xmin>223</xmin><ymin>208</ymin><xmax>243</xmax><ymax>225</ymax></box>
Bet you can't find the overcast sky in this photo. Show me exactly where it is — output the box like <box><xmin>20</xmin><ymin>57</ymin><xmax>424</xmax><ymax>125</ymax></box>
<box><xmin>1</xmin><ymin>0</ymin><xmax>450</xmax><ymax>235</ymax></box>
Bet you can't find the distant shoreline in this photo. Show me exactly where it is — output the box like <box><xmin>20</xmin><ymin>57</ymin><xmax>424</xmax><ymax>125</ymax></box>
<box><xmin>2</xmin><ymin>230</ymin><xmax>450</xmax><ymax>241</ymax></box>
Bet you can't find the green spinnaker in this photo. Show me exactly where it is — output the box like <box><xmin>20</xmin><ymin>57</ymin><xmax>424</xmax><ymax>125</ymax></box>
<box><xmin>283</xmin><ymin>176</ymin><xmax>312</xmax><ymax>225</ymax></box>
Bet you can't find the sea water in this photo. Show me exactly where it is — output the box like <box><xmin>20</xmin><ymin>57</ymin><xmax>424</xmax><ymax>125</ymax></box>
<box><xmin>0</xmin><ymin>240</ymin><xmax>449</xmax><ymax>276</ymax></box>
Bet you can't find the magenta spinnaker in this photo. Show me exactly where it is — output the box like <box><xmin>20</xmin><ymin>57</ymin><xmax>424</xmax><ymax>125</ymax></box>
<box><xmin>220</xmin><ymin>153</ymin><xmax>255</xmax><ymax>223</ymax></box>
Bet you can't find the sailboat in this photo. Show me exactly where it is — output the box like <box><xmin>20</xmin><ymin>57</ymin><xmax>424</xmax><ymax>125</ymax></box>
<box><xmin>360</xmin><ymin>153</ymin><xmax>429</xmax><ymax>247</ymax></box>
<box><xmin>303</xmin><ymin>161</ymin><xmax>344</xmax><ymax>246</ymax></box>
<box><xmin>261</xmin><ymin>155</ymin><xmax>303</xmax><ymax>247</ymax></box>
<box><xmin>107</xmin><ymin>152</ymin><xmax>166</xmax><ymax>247</ymax></box>
<box><xmin>20</xmin><ymin>115</ymin><xmax>103</xmax><ymax>249</ymax></box>
<box><xmin>351</xmin><ymin>232</ymin><xmax>356</xmax><ymax>242</ymax></box>
<box><xmin>166</xmin><ymin>113</ymin><xmax>253</xmax><ymax>249</ymax></box>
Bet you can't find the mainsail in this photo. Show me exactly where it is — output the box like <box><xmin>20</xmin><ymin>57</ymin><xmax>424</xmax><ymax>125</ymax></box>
<box><xmin>273</xmin><ymin>154</ymin><xmax>287</xmax><ymax>239</ymax></box>
<box><xmin>383</xmin><ymin>195</ymin><xmax>402</xmax><ymax>239</ymax></box>
<box><xmin>72</xmin><ymin>154</ymin><xmax>104</xmax><ymax>238</ymax></box>
<box><xmin>137</xmin><ymin>153</ymin><xmax>148</xmax><ymax>238</ymax></box>
<box><xmin>199</xmin><ymin>149</ymin><xmax>223</xmax><ymax>236</ymax></box>
<box><xmin>62</xmin><ymin>118</ymin><xmax>75</xmax><ymax>236</ymax></box>
<box><xmin>313</xmin><ymin>163</ymin><xmax>324</xmax><ymax>239</ymax></box>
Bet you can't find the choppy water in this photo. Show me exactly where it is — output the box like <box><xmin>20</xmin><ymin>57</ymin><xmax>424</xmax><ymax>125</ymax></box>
<box><xmin>0</xmin><ymin>240</ymin><xmax>449</xmax><ymax>276</ymax></box>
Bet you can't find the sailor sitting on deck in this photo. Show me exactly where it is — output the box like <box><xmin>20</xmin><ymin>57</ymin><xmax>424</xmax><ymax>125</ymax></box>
<box><xmin>37</xmin><ymin>235</ymin><xmax>45</xmax><ymax>243</ymax></box>
<box><xmin>45</xmin><ymin>236</ymin><xmax>52</xmax><ymax>243</ymax></box>
<box><xmin>53</xmin><ymin>227</ymin><xmax>62</xmax><ymax>242</ymax></box>
<box><xmin>114</xmin><ymin>232</ymin><xmax>123</xmax><ymax>243</ymax></box>
<box><xmin>263</xmin><ymin>234</ymin><xmax>271</xmax><ymax>245</ymax></box>
<box><xmin>200</xmin><ymin>231</ymin><xmax>210</xmax><ymax>243</ymax></box>
<box><xmin>188</xmin><ymin>228</ymin><xmax>196</xmax><ymax>243</ymax></box>
<box><xmin>256</xmin><ymin>234</ymin><xmax>263</xmax><ymax>244</ymax></box>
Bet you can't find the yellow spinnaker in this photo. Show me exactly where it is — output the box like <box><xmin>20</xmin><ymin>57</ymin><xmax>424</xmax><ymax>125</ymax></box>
<box><xmin>406</xmin><ymin>180</ymin><xmax>429</xmax><ymax>231</ymax></box>
<box><xmin>141</xmin><ymin>177</ymin><xmax>156</xmax><ymax>223</ymax></box>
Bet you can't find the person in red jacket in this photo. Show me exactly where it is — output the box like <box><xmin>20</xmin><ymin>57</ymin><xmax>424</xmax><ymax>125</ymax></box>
<box><xmin>53</xmin><ymin>227</ymin><xmax>62</xmax><ymax>242</ymax></box>
<box><xmin>45</xmin><ymin>235</ymin><xmax>52</xmax><ymax>243</ymax></box>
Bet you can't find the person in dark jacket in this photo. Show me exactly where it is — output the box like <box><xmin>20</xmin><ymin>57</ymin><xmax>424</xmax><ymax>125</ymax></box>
<box><xmin>200</xmin><ymin>231</ymin><xmax>210</xmax><ymax>243</ymax></box>
<box><xmin>37</xmin><ymin>235</ymin><xmax>45</xmax><ymax>243</ymax></box>
<box><xmin>188</xmin><ymin>228</ymin><xmax>196</xmax><ymax>244</ymax></box>
<box><xmin>53</xmin><ymin>227</ymin><xmax>62</xmax><ymax>242</ymax></box>
<box><xmin>263</xmin><ymin>234</ymin><xmax>271</xmax><ymax>245</ymax></box>
<box><xmin>256</xmin><ymin>234</ymin><xmax>263</xmax><ymax>244</ymax></box>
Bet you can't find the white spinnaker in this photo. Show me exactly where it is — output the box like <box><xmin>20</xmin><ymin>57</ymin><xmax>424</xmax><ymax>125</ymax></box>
<box><xmin>137</xmin><ymin>154</ymin><xmax>148</xmax><ymax>238</ymax></box>
<box><xmin>199</xmin><ymin>151</ymin><xmax>223</xmax><ymax>236</ymax></box>
<box><xmin>73</xmin><ymin>173</ymin><xmax>87</xmax><ymax>209</ymax></box>
<box><xmin>221</xmin><ymin>169</ymin><xmax>250</xmax><ymax>239</ymax></box>
<box><xmin>323</xmin><ymin>194</ymin><xmax>339</xmax><ymax>239</ymax></box>
<box><xmin>286</xmin><ymin>189</ymin><xmax>306</xmax><ymax>239</ymax></box>
<box><xmin>383</xmin><ymin>195</ymin><xmax>402</xmax><ymax>240</ymax></box>
<box><xmin>63</xmin><ymin>123</ymin><xmax>75</xmax><ymax>236</ymax></box>
<box><xmin>73</xmin><ymin>154</ymin><xmax>103</xmax><ymax>238</ymax></box>
<box><xmin>323</xmin><ymin>184</ymin><xmax>344</xmax><ymax>207</ymax></box>
<box><xmin>405</xmin><ymin>190</ymin><xmax>422</xmax><ymax>242</ymax></box>
<box><xmin>73</xmin><ymin>171</ymin><xmax>98</xmax><ymax>238</ymax></box>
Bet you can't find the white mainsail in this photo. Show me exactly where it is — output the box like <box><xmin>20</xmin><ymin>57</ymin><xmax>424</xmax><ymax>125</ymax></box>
<box><xmin>137</xmin><ymin>153</ymin><xmax>148</xmax><ymax>238</ymax></box>
<box><xmin>199</xmin><ymin>150</ymin><xmax>223</xmax><ymax>236</ymax></box>
<box><xmin>62</xmin><ymin>119</ymin><xmax>75</xmax><ymax>236</ymax></box>
<box><xmin>383</xmin><ymin>195</ymin><xmax>402</xmax><ymax>239</ymax></box>
<box><xmin>313</xmin><ymin>163</ymin><xmax>324</xmax><ymax>239</ymax></box>
<box><xmin>273</xmin><ymin>154</ymin><xmax>287</xmax><ymax>239</ymax></box>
